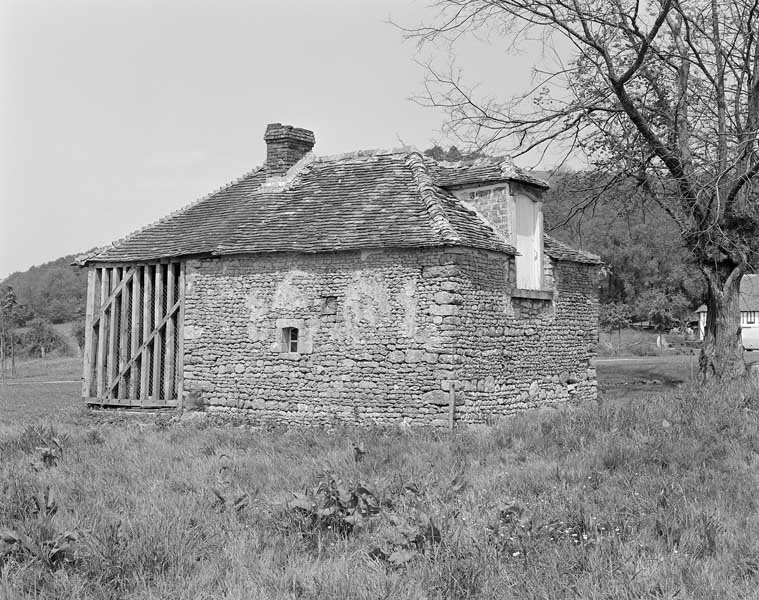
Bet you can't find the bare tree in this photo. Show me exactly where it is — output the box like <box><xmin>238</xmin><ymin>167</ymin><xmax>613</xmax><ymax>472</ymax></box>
<box><xmin>406</xmin><ymin>0</ymin><xmax>759</xmax><ymax>380</ymax></box>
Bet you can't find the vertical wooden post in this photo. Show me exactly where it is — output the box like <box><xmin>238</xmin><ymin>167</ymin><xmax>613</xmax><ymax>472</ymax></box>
<box><xmin>107</xmin><ymin>267</ymin><xmax>120</xmax><ymax>399</ymax></box>
<box><xmin>140</xmin><ymin>266</ymin><xmax>152</xmax><ymax>403</ymax></box>
<box><xmin>0</xmin><ymin>317</ymin><xmax>5</xmax><ymax>382</ymax></box>
<box><xmin>130</xmin><ymin>268</ymin><xmax>142</xmax><ymax>402</ymax></box>
<box><xmin>177</xmin><ymin>261</ymin><xmax>186</xmax><ymax>407</ymax></box>
<box><xmin>118</xmin><ymin>270</ymin><xmax>130</xmax><ymax>399</ymax></box>
<box><xmin>96</xmin><ymin>268</ymin><xmax>108</xmax><ymax>398</ymax></box>
<box><xmin>448</xmin><ymin>383</ymin><xmax>456</xmax><ymax>430</ymax></box>
<box><xmin>152</xmin><ymin>264</ymin><xmax>164</xmax><ymax>402</ymax></box>
<box><xmin>163</xmin><ymin>263</ymin><xmax>176</xmax><ymax>401</ymax></box>
<box><xmin>10</xmin><ymin>330</ymin><xmax>15</xmax><ymax>377</ymax></box>
<box><xmin>82</xmin><ymin>267</ymin><xmax>97</xmax><ymax>399</ymax></box>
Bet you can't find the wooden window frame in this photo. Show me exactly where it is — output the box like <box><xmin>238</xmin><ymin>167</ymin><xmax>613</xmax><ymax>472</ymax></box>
<box><xmin>282</xmin><ymin>327</ymin><xmax>299</xmax><ymax>353</ymax></box>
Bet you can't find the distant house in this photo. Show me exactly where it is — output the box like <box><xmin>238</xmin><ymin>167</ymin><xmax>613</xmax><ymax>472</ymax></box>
<box><xmin>696</xmin><ymin>274</ymin><xmax>759</xmax><ymax>339</ymax></box>
<box><xmin>77</xmin><ymin>123</ymin><xmax>601</xmax><ymax>425</ymax></box>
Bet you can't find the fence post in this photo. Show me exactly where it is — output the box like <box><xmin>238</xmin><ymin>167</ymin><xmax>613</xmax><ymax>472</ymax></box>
<box><xmin>448</xmin><ymin>383</ymin><xmax>456</xmax><ymax>430</ymax></box>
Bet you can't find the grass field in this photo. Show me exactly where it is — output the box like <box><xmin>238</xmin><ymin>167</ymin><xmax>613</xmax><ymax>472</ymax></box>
<box><xmin>1</xmin><ymin>358</ymin><xmax>759</xmax><ymax>599</ymax></box>
<box><xmin>598</xmin><ymin>327</ymin><xmax>702</xmax><ymax>358</ymax></box>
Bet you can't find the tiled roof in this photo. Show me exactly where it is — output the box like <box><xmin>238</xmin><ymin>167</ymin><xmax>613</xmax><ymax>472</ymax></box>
<box><xmin>739</xmin><ymin>275</ymin><xmax>759</xmax><ymax>311</ymax></box>
<box><xmin>430</xmin><ymin>156</ymin><xmax>549</xmax><ymax>189</ymax></box>
<box><xmin>544</xmin><ymin>234</ymin><xmax>602</xmax><ymax>264</ymax></box>
<box><xmin>80</xmin><ymin>150</ymin><xmax>583</xmax><ymax>265</ymax></box>
<box><xmin>696</xmin><ymin>274</ymin><xmax>759</xmax><ymax>313</ymax></box>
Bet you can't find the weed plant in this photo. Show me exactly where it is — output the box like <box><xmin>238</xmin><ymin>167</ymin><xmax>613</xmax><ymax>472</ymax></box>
<box><xmin>1</xmin><ymin>382</ymin><xmax>758</xmax><ymax>599</ymax></box>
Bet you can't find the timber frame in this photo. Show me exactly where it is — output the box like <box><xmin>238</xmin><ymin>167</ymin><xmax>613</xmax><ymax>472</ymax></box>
<box><xmin>82</xmin><ymin>260</ymin><xmax>185</xmax><ymax>407</ymax></box>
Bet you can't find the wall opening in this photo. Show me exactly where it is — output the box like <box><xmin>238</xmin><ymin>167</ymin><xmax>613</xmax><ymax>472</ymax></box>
<box><xmin>282</xmin><ymin>327</ymin><xmax>299</xmax><ymax>353</ymax></box>
<box><xmin>82</xmin><ymin>261</ymin><xmax>184</xmax><ymax>406</ymax></box>
<box><xmin>320</xmin><ymin>296</ymin><xmax>337</xmax><ymax>315</ymax></box>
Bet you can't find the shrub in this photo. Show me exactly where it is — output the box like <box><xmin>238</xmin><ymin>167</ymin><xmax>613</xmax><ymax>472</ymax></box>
<box><xmin>72</xmin><ymin>320</ymin><xmax>86</xmax><ymax>350</ymax></box>
<box><xmin>599</xmin><ymin>303</ymin><xmax>632</xmax><ymax>350</ymax></box>
<box><xmin>630</xmin><ymin>342</ymin><xmax>659</xmax><ymax>356</ymax></box>
<box><xmin>17</xmin><ymin>318</ymin><xmax>68</xmax><ymax>357</ymax></box>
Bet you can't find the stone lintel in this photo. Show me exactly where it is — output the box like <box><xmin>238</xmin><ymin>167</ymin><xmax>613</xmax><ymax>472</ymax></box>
<box><xmin>512</xmin><ymin>288</ymin><xmax>553</xmax><ymax>301</ymax></box>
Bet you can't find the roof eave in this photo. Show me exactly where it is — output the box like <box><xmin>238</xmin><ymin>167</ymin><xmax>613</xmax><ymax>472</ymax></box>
<box><xmin>441</xmin><ymin>176</ymin><xmax>549</xmax><ymax>191</ymax></box>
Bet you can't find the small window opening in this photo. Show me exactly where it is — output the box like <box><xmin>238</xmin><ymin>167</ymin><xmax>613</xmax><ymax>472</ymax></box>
<box><xmin>282</xmin><ymin>327</ymin><xmax>299</xmax><ymax>353</ymax></box>
<box><xmin>748</xmin><ymin>312</ymin><xmax>756</xmax><ymax>324</ymax></box>
<box><xmin>321</xmin><ymin>295</ymin><xmax>337</xmax><ymax>315</ymax></box>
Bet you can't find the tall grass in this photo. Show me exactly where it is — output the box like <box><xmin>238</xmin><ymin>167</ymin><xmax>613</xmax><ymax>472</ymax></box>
<box><xmin>1</xmin><ymin>382</ymin><xmax>758</xmax><ymax>599</ymax></box>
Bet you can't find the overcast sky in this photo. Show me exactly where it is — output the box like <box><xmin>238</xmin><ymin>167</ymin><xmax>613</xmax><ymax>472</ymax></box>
<box><xmin>0</xmin><ymin>0</ymin><xmax>553</xmax><ymax>279</ymax></box>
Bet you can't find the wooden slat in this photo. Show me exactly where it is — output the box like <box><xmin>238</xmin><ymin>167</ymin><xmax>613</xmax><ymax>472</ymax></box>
<box><xmin>129</xmin><ymin>269</ymin><xmax>142</xmax><ymax>401</ymax></box>
<box><xmin>151</xmin><ymin>265</ymin><xmax>164</xmax><ymax>401</ymax></box>
<box><xmin>91</xmin><ymin>267</ymin><xmax>136</xmax><ymax>327</ymax></box>
<box><xmin>108</xmin><ymin>298</ymin><xmax>181</xmax><ymax>394</ymax></box>
<box><xmin>91</xmin><ymin>260</ymin><xmax>186</xmax><ymax>406</ymax></box>
<box><xmin>140</xmin><ymin>267</ymin><xmax>153</xmax><ymax>402</ymax></box>
<box><xmin>107</xmin><ymin>268</ymin><xmax>120</xmax><ymax>398</ymax></box>
<box><xmin>118</xmin><ymin>275</ymin><xmax>130</xmax><ymax>399</ymax></box>
<box><xmin>163</xmin><ymin>263</ymin><xmax>176</xmax><ymax>401</ymax></box>
<box><xmin>82</xmin><ymin>267</ymin><xmax>97</xmax><ymax>399</ymax></box>
<box><xmin>177</xmin><ymin>261</ymin><xmax>186</xmax><ymax>407</ymax></box>
<box><xmin>95</xmin><ymin>268</ymin><xmax>108</xmax><ymax>397</ymax></box>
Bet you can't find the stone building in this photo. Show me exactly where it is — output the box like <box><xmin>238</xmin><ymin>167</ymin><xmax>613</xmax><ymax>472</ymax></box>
<box><xmin>78</xmin><ymin>123</ymin><xmax>601</xmax><ymax>425</ymax></box>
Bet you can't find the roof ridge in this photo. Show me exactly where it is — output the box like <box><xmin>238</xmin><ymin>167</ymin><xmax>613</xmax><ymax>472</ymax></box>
<box><xmin>314</xmin><ymin>146</ymin><xmax>417</xmax><ymax>163</ymax></box>
<box><xmin>433</xmin><ymin>155</ymin><xmax>502</xmax><ymax>167</ymax></box>
<box><xmin>75</xmin><ymin>165</ymin><xmax>265</xmax><ymax>264</ymax></box>
<box><xmin>405</xmin><ymin>152</ymin><xmax>461</xmax><ymax>245</ymax></box>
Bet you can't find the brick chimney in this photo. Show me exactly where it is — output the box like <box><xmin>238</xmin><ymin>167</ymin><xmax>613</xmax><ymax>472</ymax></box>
<box><xmin>264</xmin><ymin>123</ymin><xmax>315</xmax><ymax>177</ymax></box>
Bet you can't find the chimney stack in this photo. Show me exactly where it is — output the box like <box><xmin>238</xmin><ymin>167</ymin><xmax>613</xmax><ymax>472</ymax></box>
<box><xmin>264</xmin><ymin>123</ymin><xmax>315</xmax><ymax>177</ymax></box>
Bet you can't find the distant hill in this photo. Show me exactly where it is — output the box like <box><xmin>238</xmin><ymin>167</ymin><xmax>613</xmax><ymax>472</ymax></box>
<box><xmin>1</xmin><ymin>254</ymin><xmax>88</xmax><ymax>325</ymax></box>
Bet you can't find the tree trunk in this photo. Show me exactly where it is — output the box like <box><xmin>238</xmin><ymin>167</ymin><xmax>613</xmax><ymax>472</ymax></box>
<box><xmin>699</xmin><ymin>269</ymin><xmax>746</xmax><ymax>380</ymax></box>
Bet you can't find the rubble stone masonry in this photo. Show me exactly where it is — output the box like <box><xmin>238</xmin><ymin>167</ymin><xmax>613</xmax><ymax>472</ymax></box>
<box><xmin>182</xmin><ymin>246</ymin><xmax>598</xmax><ymax>425</ymax></box>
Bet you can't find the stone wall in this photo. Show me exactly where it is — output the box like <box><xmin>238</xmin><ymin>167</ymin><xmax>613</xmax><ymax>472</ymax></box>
<box><xmin>183</xmin><ymin>248</ymin><xmax>459</xmax><ymax>426</ymax></box>
<box><xmin>440</xmin><ymin>250</ymin><xmax>599</xmax><ymax>423</ymax></box>
<box><xmin>182</xmin><ymin>246</ymin><xmax>598</xmax><ymax>426</ymax></box>
<box><xmin>452</xmin><ymin>185</ymin><xmax>514</xmax><ymax>240</ymax></box>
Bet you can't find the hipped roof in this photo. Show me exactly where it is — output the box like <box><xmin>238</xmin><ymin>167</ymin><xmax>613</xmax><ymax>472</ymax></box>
<box><xmin>78</xmin><ymin>150</ymin><xmax>599</xmax><ymax>265</ymax></box>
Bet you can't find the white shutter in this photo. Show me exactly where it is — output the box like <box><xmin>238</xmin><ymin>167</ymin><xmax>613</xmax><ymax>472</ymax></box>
<box><xmin>515</xmin><ymin>195</ymin><xmax>540</xmax><ymax>288</ymax></box>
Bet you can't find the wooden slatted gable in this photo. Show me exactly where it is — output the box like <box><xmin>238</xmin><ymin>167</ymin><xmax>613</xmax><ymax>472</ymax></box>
<box><xmin>82</xmin><ymin>261</ymin><xmax>184</xmax><ymax>407</ymax></box>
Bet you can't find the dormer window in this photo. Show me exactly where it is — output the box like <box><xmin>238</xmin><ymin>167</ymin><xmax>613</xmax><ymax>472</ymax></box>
<box><xmin>514</xmin><ymin>194</ymin><xmax>544</xmax><ymax>289</ymax></box>
<box><xmin>443</xmin><ymin>165</ymin><xmax>547</xmax><ymax>291</ymax></box>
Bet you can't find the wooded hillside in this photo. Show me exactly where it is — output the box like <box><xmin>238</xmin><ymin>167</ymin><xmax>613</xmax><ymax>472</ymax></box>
<box><xmin>1</xmin><ymin>254</ymin><xmax>88</xmax><ymax>325</ymax></box>
<box><xmin>543</xmin><ymin>171</ymin><xmax>704</xmax><ymax>322</ymax></box>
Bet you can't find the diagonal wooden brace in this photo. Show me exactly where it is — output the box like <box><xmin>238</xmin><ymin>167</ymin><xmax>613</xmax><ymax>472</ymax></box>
<box><xmin>107</xmin><ymin>298</ymin><xmax>181</xmax><ymax>395</ymax></box>
<box><xmin>92</xmin><ymin>267</ymin><xmax>137</xmax><ymax>328</ymax></box>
